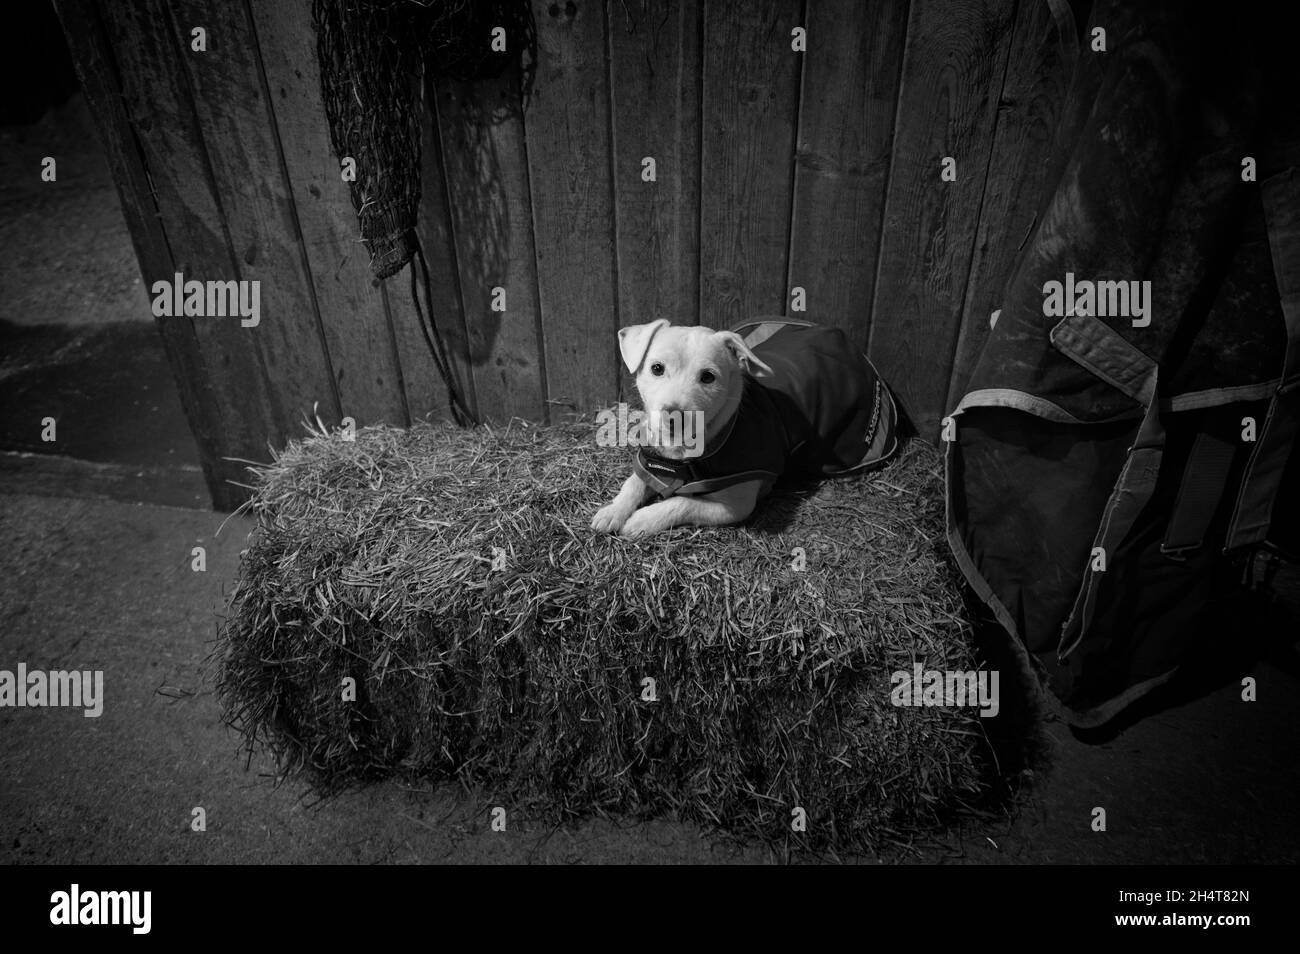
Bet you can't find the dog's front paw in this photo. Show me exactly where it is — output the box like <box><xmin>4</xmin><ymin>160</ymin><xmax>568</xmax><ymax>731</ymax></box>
<box><xmin>618</xmin><ymin>509</ymin><xmax>664</xmax><ymax>539</ymax></box>
<box><xmin>591</xmin><ymin>502</ymin><xmax>632</xmax><ymax>534</ymax></box>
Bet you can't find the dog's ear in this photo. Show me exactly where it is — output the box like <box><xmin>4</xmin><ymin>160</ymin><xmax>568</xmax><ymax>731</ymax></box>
<box><xmin>715</xmin><ymin>331</ymin><xmax>774</xmax><ymax>379</ymax></box>
<box><xmin>618</xmin><ymin>319</ymin><xmax>670</xmax><ymax>373</ymax></box>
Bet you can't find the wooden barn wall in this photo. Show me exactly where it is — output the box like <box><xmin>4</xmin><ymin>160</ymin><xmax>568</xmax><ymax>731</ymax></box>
<box><xmin>55</xmin><ymin>0</ymin><xmax>1077</xmax><ymax>508</ymax></box>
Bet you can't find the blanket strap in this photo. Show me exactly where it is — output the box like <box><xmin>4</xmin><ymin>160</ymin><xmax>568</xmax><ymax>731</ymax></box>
<box><xmin>1226</xmin><ymin>167</ymin><xmax>1300</xmax><ymax>550</ymax></box>
<box><xmin>1161</xmin><ymin>429</ymin><xmax>1237</xmax><ymax>556</ymax></box>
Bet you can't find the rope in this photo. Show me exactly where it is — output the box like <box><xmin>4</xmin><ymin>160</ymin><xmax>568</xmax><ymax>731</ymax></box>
<box><xmin>312</xmin><ymin>0</ymin><xmax>535</xmax><ymax>428</ymax></box>
<box><xmin>410</xmin><ymin>235</ymin><xmax>477</xmax><ymax>426</ymax></box>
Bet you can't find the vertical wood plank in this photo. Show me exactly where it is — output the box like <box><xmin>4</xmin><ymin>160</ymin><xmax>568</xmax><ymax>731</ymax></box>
<box><xmin>88</xmin><ymin>0</ymin><xmax>283</xmax><ymax>508</ymax></box>
<box><xmin>944</xmin><ymin>0</ymin><xmax>1074</xmax><ymax>413</ymax></box>
<box><xmin>247</xmin><ymin>0</ymin><xmax>409</xmax><ymax>427</ymax></box>
<box><xmin>699</xmin><ymin>0</ymin><xmax>804</xmax><ymax>328</ymax></box>
<box><xmin>787</xmin><ymin>0</ymin><xmax>909</xmax><ymax>344</ymax></box>
<box><xmin>355</xmin><ymin>75</ymin><xmax>476</xmax><ymax>427</ymax></box>
<box><xmin>434</xmin><ymin>72</ymin><xmax>546</xmax><ymax>422</ymax></box>
<box><xmin>169</xmin><ymin>0</ymin><xmax>340</xmax><ymax>437</ymax></box>
<box><xmin>608</xmin><ymin>0</ymin><xmax>702</xmax><ymax>341</ymax></box>
<box><xmin>867</xmin><ymin>0</ymin><xmax>1017</xmax><ymax>438</ymax></box>
<box><xmin>523</xmin><ymin>0</ymin><xmax>619</xmax><ymax>416</ymax></box>
<box><xmin>402</xmin><ymin>82</ymin><xmax>478</xmax><ymax>424</ymax></box>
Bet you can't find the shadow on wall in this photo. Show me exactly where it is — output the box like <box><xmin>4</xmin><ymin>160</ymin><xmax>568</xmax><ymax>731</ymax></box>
<box><xmin>431</xmin><ymin>74</ymin><xmax>516</xmax><ymax>369</ymax></box>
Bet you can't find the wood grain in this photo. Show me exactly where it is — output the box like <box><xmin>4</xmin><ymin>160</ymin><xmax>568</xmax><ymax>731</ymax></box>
<box><xmin>400</xmin><ymin>80</ymin><xmax>478</xmax><ymax>424</ymax></box>
<box><xmin>867</xmin><ymin>0</ymin><xmax>1017</xmax><ymax>438</ymax></box>
<box><xmin>66</xmin><ymin>0</ymin><xmax>1074</xmax><ymax>465</ymax></box>
<box><xmin>608</xmin><ymin>0</ymin><xmax>702</xmax><ymax>346</ymax></box>
<box><xmin>51</xmin><ymin>0</ymin><xmax>225</xmax><ymax>503</ymax></box>
<box><xmin>787</xmin><ymin>0</ymin><xmax>909</xmax><ymax>345</ymax></box>
<box><xmin>169</xmin><ymin>0</ymin><xmax>340</xmax><ymax>438</ymax></box>
<box><xmin>945</xmin><ymin>0</ymin><xmax>1074</xmax><ymax>413</ymax></box>
<box><xmin>433</xmin><ymin>70</ymin><xmax>546</xmax><ymax>422</ymax></box>
<box><xmin>248</xmin><ymin>0</ymin><xmax>408</xmax><ymax>427</ymax></box>
<box><xmin>524</xmin><ymin>0</ymin><xmax>620</xmax><ymax>417</ymax></box>
<box><xmin>80</xmin><ymin>0</ymin><xmax>282</xmax><ymax>508</ymax></box>
<box><xmin>699</xmin><ymin>0</ymin><xmax>803</xmax><ymax>328</ymax></box>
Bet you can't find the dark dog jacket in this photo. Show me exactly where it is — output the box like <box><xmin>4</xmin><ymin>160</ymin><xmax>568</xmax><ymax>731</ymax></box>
<box><xmin>634</xmin><ymin>319</ymin><xmax>899</xmax><ymax>498</ymax></box>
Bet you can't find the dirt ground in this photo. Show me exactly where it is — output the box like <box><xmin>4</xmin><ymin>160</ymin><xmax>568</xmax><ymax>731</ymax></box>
<box><xmin>1</xmin><ymin>487</ymin><xmax>1297</xmax><ymax>864</ymax></box>
<box><xmin>1</xmin><ymin>91</ymin><xmax>1298</xmax><ymax>865</ymax></box>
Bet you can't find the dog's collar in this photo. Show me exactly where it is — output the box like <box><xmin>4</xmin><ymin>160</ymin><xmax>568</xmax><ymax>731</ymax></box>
<box><xmin>634</xmin><ymin>381</ymin><xmax>758</xmax><ymax>496</ymax></box>
<box><xmin>644</xmin><ymin>379</ymin><xmax>747</xmax><ymax>464</ymax></box>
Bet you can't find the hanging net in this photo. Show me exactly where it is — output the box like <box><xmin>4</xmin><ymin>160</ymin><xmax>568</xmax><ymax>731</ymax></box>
<box><xmin>312</xmin><ymin>0</ymin><xmax>536</xmax><ymax>425</ymax></box>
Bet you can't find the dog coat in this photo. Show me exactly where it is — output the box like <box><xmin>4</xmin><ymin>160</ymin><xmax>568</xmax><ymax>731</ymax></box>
<box><xmin>634</xmin><ymin>319</ymin><xmax>899</xmax><ymax>498</ymax></box>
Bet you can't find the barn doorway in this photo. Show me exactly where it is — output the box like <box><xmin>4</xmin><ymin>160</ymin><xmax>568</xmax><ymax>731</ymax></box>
<box><xmin>0</xmin><ymin>3</ymin><xmax>206</xmax><ymax>508</ymax></box>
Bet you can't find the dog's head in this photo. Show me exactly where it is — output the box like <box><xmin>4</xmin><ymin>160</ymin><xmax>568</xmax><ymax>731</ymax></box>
<box><xmin>618</xmin><ymin>320</ymin><xmax>772</xmax><ymax>457</ymax></box>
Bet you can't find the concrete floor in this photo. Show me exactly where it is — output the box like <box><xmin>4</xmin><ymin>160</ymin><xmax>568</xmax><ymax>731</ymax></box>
<box><xmin>1</xmin><ymin>93</ymin><xmax>1298</xmax><ymax>865</ymax></box>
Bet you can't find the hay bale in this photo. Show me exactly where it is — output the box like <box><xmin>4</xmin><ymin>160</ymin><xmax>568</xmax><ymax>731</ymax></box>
<box><xmin>217</xmin><ymin>420</ymin><xmax>990</xmax><ymax>852</ymax></box>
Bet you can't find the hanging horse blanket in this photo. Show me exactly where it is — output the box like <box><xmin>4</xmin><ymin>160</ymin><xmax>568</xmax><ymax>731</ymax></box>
<box><xmin>945</xmin><ymin>0</ymin><xmax>1299</xmax><ymax>726</ymax></box>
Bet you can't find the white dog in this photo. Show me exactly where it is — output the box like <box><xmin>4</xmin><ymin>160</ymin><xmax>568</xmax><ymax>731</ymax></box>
<box><xmin>592</xmin><ymin>318</ymin><xmax>898</xmax><ymax>538</ymax></box>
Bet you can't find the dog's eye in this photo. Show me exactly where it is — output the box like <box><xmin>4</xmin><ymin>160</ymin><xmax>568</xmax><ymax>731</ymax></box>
<box><xmin>650</xmin><ymin>362</ymin><xmax>665</xmax><ymax>376</ymax></box>
<box><xmin>699</xmin><ymin>370</ymin><xmax>716</xmax><ymax>384</ymax></box>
